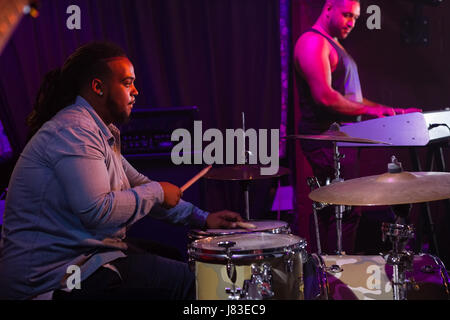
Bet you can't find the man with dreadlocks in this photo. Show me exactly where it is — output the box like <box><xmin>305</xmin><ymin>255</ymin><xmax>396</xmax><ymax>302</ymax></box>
<box><xmin>0</xmin><ymin>42</ymin><xmax>242</xmax><ymax>300</ymax></box>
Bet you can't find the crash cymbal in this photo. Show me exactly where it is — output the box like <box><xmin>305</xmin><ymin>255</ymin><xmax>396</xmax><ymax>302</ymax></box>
<box><xmin>309</xmin><ymin>171</ymin><xmax>450</xmax><ymax>206</ymax></box>
<box><xmin>203</xmin><ymin>165</ymin><xmax>291</xmax><ymax>181</ymax></box>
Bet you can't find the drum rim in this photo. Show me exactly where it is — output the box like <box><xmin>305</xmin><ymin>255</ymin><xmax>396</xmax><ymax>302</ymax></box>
<box><xmin>189</xmin><ymin>226</ymin><xmax>289</xmax><ymax>237</ymax></box>
<box><xmin>189</xmin><ymin>220</ymin><xmax>290</xmax><ymax>237</ymax></box>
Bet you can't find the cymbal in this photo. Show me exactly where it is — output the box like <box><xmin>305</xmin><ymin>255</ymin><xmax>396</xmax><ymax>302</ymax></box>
<box><xmin>309</xmin><ymin>171</ymin><xmax>450</xmax><ymax>206</ymax></box>
<box><xmin>282</xmin><ymin>131</ymin><xmax>389</xmax><ymax>144</ymax></box>
<box><xmin>282</xmin><ymin>122</ymin><xmax>390</xmax><ymax>144</ymax></box>
<box><xmin>203</xmin><ymin>165</ymin><xmax>291</xmax><ymax>181</ymax></box>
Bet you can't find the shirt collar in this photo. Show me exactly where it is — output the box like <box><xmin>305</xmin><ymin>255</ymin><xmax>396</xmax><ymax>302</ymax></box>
<box><xmin>73</xmin><ymin>95</ymin><xmax>118</xmax><ymax>146</ymax></box>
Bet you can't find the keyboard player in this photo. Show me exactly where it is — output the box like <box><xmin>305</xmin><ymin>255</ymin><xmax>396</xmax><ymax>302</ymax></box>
<box><xmin>293</xmin><ymin>0</ymin><xmax>421</xmax><ymax>254</ymax></box>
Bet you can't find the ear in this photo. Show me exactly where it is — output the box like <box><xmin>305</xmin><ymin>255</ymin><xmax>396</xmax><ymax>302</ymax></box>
<box><xmin>91</xmin><ymin>78</ymin><xmax>104</xmax><ymax>97</ymax></box>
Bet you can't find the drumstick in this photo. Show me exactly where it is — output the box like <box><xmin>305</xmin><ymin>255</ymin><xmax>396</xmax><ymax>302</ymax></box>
<box><xmin>180</xmin><ymin>165</ymin><xmax>212</xmax><ymax>192</ymax></box>
<box><xmin>236</xmin><ymin>221</ymin><xmax>257</xmax><ymax>229</ymax></box>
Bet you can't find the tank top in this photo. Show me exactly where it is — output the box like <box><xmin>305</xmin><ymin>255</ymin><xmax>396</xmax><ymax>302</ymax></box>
<box><xmin>297</xmin><ymin>28</ymin><xmax>362</xmax><ymax>135</ymax></box>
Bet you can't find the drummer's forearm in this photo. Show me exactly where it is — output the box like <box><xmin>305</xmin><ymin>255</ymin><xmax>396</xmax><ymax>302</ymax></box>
<box><xmin>148</xmin><ymin>199</ymin><xmax>209</xmax><ymax>228</ymax></box>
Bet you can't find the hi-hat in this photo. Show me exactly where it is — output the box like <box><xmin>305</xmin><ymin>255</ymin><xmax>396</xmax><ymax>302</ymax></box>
<box><xmin>309</xmin><ymin>171</ymin><xmax>450</xmax><ymax>206</ymax></box>
<box><xmin>282</xmin><ymin>131</ymin><xmax>389</xmax><ymax>144</ymax></box>
<box><xmin>282</xmin><ymin>122</ymin><xmax>390</xmax><ymax>145</ymax></box>
<box><xmin>203</xmin><ymin>165</ymin><xmax>290</xmax><ymax>181</ymax></box>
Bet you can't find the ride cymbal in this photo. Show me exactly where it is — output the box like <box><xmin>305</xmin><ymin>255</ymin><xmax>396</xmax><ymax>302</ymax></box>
<box><xmin>309</xmin><ymin>171</ymin><xmax>450</xmax><ymax>206</ymax></box>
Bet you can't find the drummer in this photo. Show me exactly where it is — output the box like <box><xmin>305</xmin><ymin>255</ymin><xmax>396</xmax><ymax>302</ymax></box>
<box><xmin>293</xmin><ymin>0</ymin><xmax>420</xmax><ymax>253</ymax></box>
<box><xmin>0</xmin><ymin>42</ymin><xmax>243</xmax><ymax>300</ymax></box>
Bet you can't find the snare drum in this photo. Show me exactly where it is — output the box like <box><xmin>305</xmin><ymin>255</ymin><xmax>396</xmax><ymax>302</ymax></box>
<box><xmin>188</xmin><ymin>232</ymin><xmax>307</xmax><ymax>300</ymax></box>
<box><xmin>313</xmin><ymin>254</ymin><xmax>450</xmax><ymax>300</ymax></box>
<box><xmin>188</xmin><ymin>219</ymin><xmax>290</xmax><ymax>241</ymax></box>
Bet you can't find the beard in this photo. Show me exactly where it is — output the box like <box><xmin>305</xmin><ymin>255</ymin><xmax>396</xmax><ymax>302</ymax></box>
<box><xmin>106</xmin><ymin>94</ymin><xmax>131</xmax><ymax>125</ymax></box>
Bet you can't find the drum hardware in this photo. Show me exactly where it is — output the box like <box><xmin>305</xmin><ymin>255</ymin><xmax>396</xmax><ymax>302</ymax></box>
<box><xmin>283</xmin><ymin>247</ymin><xmax>295</xmax><ymax>273</ymax></box>
<box><xmin>380</xmin><ymin>158</ymin><xmax>419</xmax><ymax>300</ymax></box>
<box><xmin>241</xmin><ymin>180</ymin><xmax>251</xmax><ymax>221</ymax></box>
<box><xmin>331</xmin><ymin>134</ymin><xmax>354</xmax><ymax>256</ymax></box>
<box><xmin>382</xmin><ymin>222</ymin><xmax>417</xmax><ymax>300</ymax></box>
<box><xmin>241</xmin><ymin>112</ymin><xmax>250</xmax><ymax>221</ymax></box>
<box><xmin>306</xmin><ymin>177</ymin><xmax>327</xmax><ymax>211</ymax></box>
<box><xmin>218</xmin><ymin>241</ymin><xmax>240</xmax><ymax>300</ymax></box>
<box><xmin>286</xmin><ymin>123</ymin><xmax>388</xmax><ymax>255</ymax></box>
<box><xmin>307</xmin><ymin>177</ymin><xmax>326</xmax><ymax>255</ymax></box>
<box><xmin>380</xmin><ymin>158</ymin><xmax>416</xmax><ymax>300</ymax></box>
<box><xmin>326</xmin><ymin>264</ymin><xmax>344</xmax><ymax>274</ymax></box>
<box><xmin>381</xmin><ymin>160</ymin><xmax>418</xmax><ymax>300</ymax></box>
<box><xmin>239</xmin><ymin>263</ymin><xmax>275</xmax><ymax>300</ymax></box>
<box><xmin>309</xmin><ymin>155</ymin><xmax>450</xmax><ymax>300</ymax></box>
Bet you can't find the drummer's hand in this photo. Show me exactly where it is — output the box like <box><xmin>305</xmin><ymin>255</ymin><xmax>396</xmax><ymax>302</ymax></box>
<box><xmin>393</xmin><ymin>107</ymin><xmax>422</xmax><ymax>115</ymax></box>
<box><xmin>206</xmin><ymin>210</ymin><xmax>244</xmax><ymax>229</ymax></box>
<box><xmin>158</xmin><ymin>182</ymin><xmax>182</xmax><ymax>209</ymax></box>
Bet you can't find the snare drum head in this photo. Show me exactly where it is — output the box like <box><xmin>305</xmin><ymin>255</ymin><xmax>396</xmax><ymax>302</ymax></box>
<box><xmin>190</xmin><ymin>220</ymin><xmax>288</xmax><ymax>238</ymax></box>
<box><xmin>190</xmin><ymin>232</ymin><xmax>306</xmax><ymax>262</ymax></box>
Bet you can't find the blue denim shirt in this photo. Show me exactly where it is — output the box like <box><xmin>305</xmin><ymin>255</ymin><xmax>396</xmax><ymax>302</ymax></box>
<box><xmin>0</xmin><ymin>96</ymin><xmax>208</xmax><ymax>299</ymax></box>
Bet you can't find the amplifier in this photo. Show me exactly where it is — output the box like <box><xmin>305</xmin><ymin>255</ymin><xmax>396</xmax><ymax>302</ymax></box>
<box><xmin>120</xmin><ymin>106</ymin><xmax>199</xmax><ymax>157</ymax></box>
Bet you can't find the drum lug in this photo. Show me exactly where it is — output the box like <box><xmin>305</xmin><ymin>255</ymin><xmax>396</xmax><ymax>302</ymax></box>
<box><xmin>188</xmin><ymin>256</ymin><xmax>195</xmax><ymax>272</ymax></box>
<box><xmin>284</xmin><ymin>248</ymin><xmax>295</xmax><ymax>273</ymax></box>
<box><xmin>187</xmin><ymin>247</ymin><xmax>196</xmax><ymax>272</ymax></box>
<box><xmin>225</xmin><ymin>287</ymin><xmax>243</xmax><ymax>300</ymax></box>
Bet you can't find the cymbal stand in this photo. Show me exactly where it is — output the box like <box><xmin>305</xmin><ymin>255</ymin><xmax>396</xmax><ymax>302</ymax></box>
<box><xmin>332</xmin><ymin>141</ymin><xmax>347</xmax><ymax>255</ymax></box>
<box><xmin>308</xmin><ymin>140</ymin><xmax>347</xmax><ymax>255</ymax></box>
<box><xmin>307</xmin><ymin>177</ymin><xmax>326</xmax><ymax>255</ymax></box>
<box><xmin>382</xmin><ymin>222</ymin><xmax>415</xmax><ymax>300</ymax></box>
<box><xmin>240</xmin><ymin>180</ymin><xmax>250</xmax><ymax>221</ymax></box>
<box><xmin>241</xmin><ymin>112</ymin><xmax>250</xmax><ymax>220</ymax></box>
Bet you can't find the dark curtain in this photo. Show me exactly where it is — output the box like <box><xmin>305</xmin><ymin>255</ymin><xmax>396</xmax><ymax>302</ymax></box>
<box><xmin>0</xmin><ymin>0</ymin><xmax>281</xmax><ymax>153</ymax></box>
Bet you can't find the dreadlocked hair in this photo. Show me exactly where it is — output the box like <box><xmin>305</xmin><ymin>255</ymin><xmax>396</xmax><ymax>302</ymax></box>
<box><xmin>27</xmin><ymin>41</ymin><xmax>127</xmax><ymax>138</ymax></box>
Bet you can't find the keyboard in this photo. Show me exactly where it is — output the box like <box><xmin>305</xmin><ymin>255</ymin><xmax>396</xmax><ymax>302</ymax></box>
<box><xmin>338</xmin><ymin>111</ymin><xmax>450</xmax><ymax>147</ymax></box>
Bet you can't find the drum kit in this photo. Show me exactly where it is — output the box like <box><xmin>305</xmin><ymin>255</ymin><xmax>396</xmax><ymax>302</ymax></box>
<box><xmin>186</xmin><ymin>123</ymin><xmax>450</xmax><ymax>300</ymax></box>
